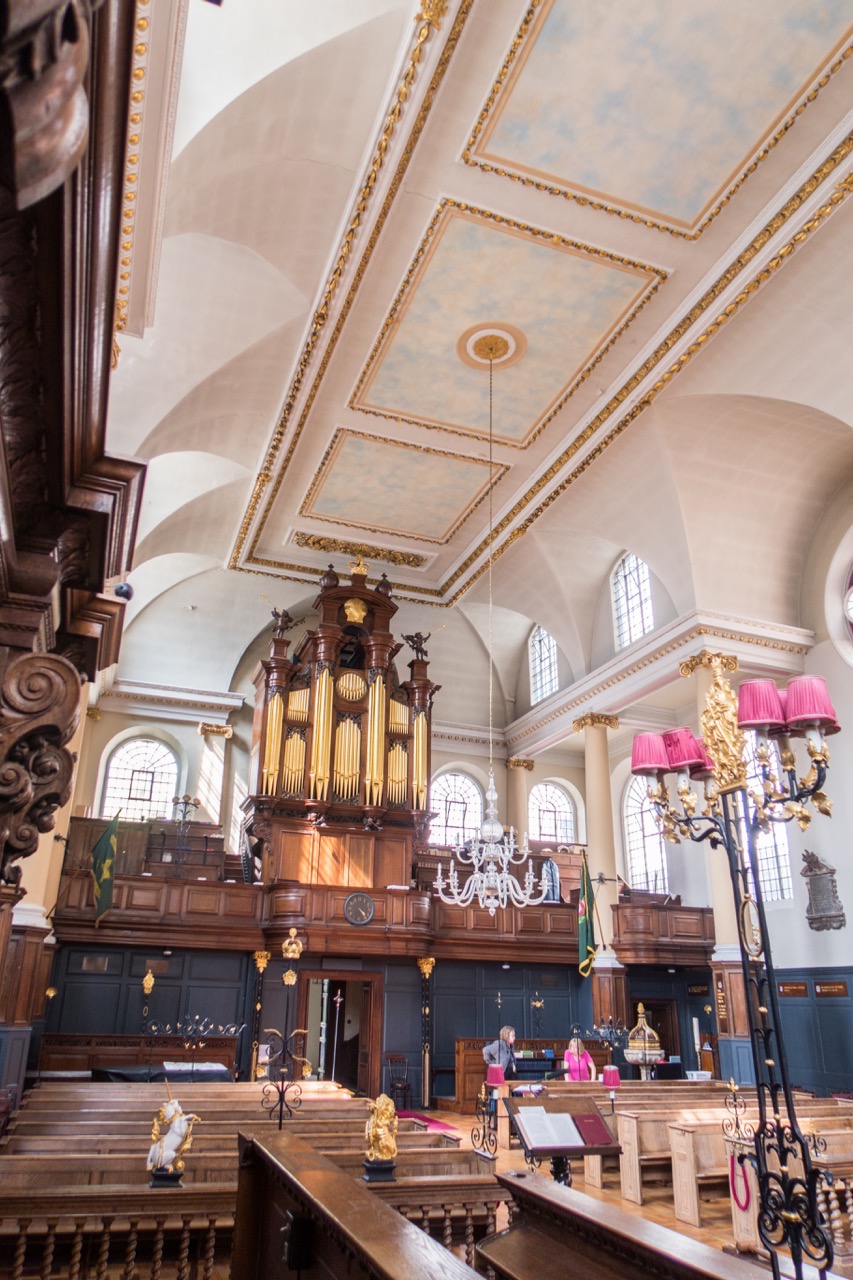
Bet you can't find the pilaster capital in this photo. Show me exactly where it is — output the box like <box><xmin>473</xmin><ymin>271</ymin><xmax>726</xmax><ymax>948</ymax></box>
<box><xmin>679</xmin><ymin>650</ymin><xmax>738</xmax><ymax>679</ymax></box>
<box><xmin>506</xmin><ymin>757</ymin><xmax>534</xmax><ymax>771</ymax></box>
<box><xmin>572</xmin><ymin>712</ymin><xmax>619</xmax><ymax>733</ymax></box>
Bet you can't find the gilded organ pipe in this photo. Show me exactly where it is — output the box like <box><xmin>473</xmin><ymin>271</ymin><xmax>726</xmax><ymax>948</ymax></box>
<box><xmin>413</xmin><ymin>709</ymin><xmax>428</xmax><ymax>809</ymax></box>
<box><xmin>288</xmin><ymin>686</ymin><xmax>310</xmax><ymax>723</ymax></box>
<box><xmin>333</xmin><ymin>714</ymin><xmax>361</xmax><ymax>801</ymax></box>
<box><xmin>365</xmin><ymin>674</ymin><xmax>386</xmax><ymax>806</ymax></box>
<box><xmin>388</xmin><ymin>742</ymin><xmax>407</xmax><ymax>805</ymax></box>
<box><xmin>309</xmin><ymin>665</ymin><xmax>334</xmax><ymax>801</ymax></box>
<box><xmin>281</xmin><ymin>729</ymin><xmax>306</xmax><ymax>796</ymax></box>
<box><xmin>262</xmin><ymin>691</ymin><xmax>284</xmax><ymax>795</ymax></box>
<box><xmin>389</xmin><ymin>699</ymin><xmax>409</xmax><ymax>735</ymax></box>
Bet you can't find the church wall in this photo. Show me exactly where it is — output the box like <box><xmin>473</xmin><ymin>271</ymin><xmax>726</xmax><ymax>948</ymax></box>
<box><xmin>774</xmin><ymin>966</ymin><xmax>853</xmax><ymax>1097</ymax></box>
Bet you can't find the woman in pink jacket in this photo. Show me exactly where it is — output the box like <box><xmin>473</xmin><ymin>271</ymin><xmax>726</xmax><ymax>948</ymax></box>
<box><xmin>563</xmin><ymin>1036</ymin><xmax>597</xmax><ymax>1081</ymax></box>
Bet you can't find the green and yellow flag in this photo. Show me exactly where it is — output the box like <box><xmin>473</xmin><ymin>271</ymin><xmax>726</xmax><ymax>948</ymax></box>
<box><xmin>578</xmin><ymin>850</ymin><xmax>597</xmax><ymax>977</ymax></box>
<box><xmin>91</xmin><ymin>814</ymin><xmax>119</xmax><ymax>924</ymax></box>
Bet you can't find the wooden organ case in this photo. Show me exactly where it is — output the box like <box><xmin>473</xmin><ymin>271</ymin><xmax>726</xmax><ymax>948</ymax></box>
<box><xmin>244</xmin><ymin>560</ymin><xmax>440</xmax><ymax>925</ymax></box>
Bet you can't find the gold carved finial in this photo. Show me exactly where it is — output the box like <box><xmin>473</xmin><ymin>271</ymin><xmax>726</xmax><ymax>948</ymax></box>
<box><xmin>254</xmin><ymin>950</ymin><xmax>271</xmax><ymax>974</ymax></box>
<box><xmin>506</xmin><ymin>757</ymin><xmax>534</xmax><ymax>771</ymax></box>
<box><xmin>349</xmin><ymin>552</ymin><xmax>369</xmax><ymax>576</ymax></box>
<box><xmin>142</xmin><ymin>970</ymin><xmax>155</xmax><ymax>996</ymax></box>
<box><xmin>699</xmin><ymin>661</ymin><xmax>747</xmax><ymax>793</ymax></box>
<box><xmin>572</xmin><ymin>712</ymin><xmax>619</xmax><ymax>733</ymax></box>
<box><xmin>679</xmin><ymin>650</ymin><xmax>738</xmax><ymax>679</ymax></box>
<box><xmin>417</xmin><ymin>957</ymin><xmax>435</xmax><ymax>980</ymax></box>
<box><xmin>365</xmin><ymin>1093</ymin><xmax>398</xmax><ymax>1162</ymax></box>
<box><xmin>282</xmin><ymin>928</ymin><xmax>303</xmax><ymax>961</ymax></box>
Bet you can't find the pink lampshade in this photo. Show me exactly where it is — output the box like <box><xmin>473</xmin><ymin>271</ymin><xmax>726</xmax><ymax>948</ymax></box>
<box><xmin>823</xmin><ymin>718</ymin><xmax>842</xmax><ymax>736</ymax></box>
<box><xmin>662</xmin><ymin>727</ymin><xmax>705</xmax><ymax>771</ymax></box>
<box><xmin>737</xmin><ymin>679</ymin><xmax>785</xmax><ymax>731</ymax></box>
<box><xmin>785</xmin><ymin>675</ymin><xmax>837</xmax><ymax>728</ymax></box>
<box><xmin>690</xmin><ymin>746</ymin><xmax>716</xmax><ymax>780</ymax></box>
<box><xmin>486</xmin><ymin>1065</ymin><xmax>505</xmax><ymax>1087</ymax></box>
<box><xmin>630</xmin><ymin>733</ymin><xmax>669</xmax><ymax>775</ymax></box>
<box><xmin>602</xmin><ymin>1064</ymin><xmax>621</xmax><ymax>1088</ymax></box>
<box><xmin>769</xmin><ymin>688</ymin><xmax>788</xmax><ymax>737</ymax></box>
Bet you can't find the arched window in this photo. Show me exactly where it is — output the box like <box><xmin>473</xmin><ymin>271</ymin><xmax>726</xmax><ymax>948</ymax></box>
<box><xmin>623</xmin><ymin>774</ymin><xmax>669</xmax><ymax>893</ymax></box>
<box><xmin>528</xmin><ymin>782</ymin><xmax>575</xmax><ymax>843</ymax></box>
<box><xmin>429</xmin><ymin>772</ymin><xmax>483</xmax><ymax>847</ymax></box>
<box><xmin>612</xmin><ymin>552</ymin><xmax>654</xmax><ymax>650</ymax></box>
<box><xmin>529</xmin><ymin>625</ymin><xmax>558</xmax><ymax>704</ymax></box>
<box><xmin>742</xmin><ymin>734</ymin><xmax>792</xmax><ymax>901</ymax></box>
<box><xmin>101</xmin><ymin>738</ymin><xmax>179</xmax><ymax>823</ymax></box>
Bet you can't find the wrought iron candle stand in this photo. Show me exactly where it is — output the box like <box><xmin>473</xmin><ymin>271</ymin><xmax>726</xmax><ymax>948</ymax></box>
<box><xmin>631</xmin><ymin>655</ymin><xmax>839</xmax><ymax>1280</ymax></box>
<box><xmin>472</xmin><ymin>1080</ymin><xmax>499</xmax><ymax>1157</ymax></box>
<box><xmin>261</xmin><ymin>1026</ymin><xmax>308</xmax><ymax>1128</ymax></box>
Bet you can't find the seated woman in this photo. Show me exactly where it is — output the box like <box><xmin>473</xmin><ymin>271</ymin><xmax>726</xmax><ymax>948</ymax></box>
<box><xmin>563</xmin><ymin>1036</ymin><xmax>597</xmax><ymax>1082</ymax></box>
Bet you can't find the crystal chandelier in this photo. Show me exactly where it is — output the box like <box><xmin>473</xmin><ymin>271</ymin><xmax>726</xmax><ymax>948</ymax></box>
<box><xmin>434</xmin><ymin>333</ymin><xmax>547</xmax><ymax>918</ymax></box>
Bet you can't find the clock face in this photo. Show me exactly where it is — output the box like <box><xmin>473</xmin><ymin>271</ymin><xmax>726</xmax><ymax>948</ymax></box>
<box><xmin>344</xmin><ymin>892</ymin><xmax>375</xmax><ymax>926</ymax></box>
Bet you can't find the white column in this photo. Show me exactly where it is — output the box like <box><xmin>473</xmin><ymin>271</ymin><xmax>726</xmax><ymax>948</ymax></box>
<box><xmin>574</xmin><ymin>714</ymin><xmax>618</xmax><ymax>949</ymax></box>
<box><xmin>505</xmin><ymin>758</ymin><xmax>532</xmax><ymax>840</ymax></box>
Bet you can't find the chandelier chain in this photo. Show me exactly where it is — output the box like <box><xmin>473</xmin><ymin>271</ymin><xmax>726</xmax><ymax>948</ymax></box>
<box><xmin>488</xmin><ymin>355</ymin><xmax>494</xmax><ymax>773</ymax></box>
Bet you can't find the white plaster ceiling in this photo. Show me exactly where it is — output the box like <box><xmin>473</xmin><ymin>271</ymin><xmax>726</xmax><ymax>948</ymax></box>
<box><xmin>105</xmin><ymin>0</ymin><xmax>853</xmax><ymax>733</ymax></box>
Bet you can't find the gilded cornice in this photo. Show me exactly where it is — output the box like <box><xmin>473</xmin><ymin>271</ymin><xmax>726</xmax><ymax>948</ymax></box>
<box><xmin>462</xmin><ymin>0</ymin><xmax>853</xmax><ymax>240</ymax></box>
<box><xmin>508</xmin><ymin>617</ymin><xmax>811</xmax><ymax>748</ymax></box>
<box><xmin>229</xmin><ymin>1</ymin><xmax>474</xmax><ymax>573</ymax></box>
<box><xmin>299</xmin><ymin>428</ymin><xmax>508</xmax><ymax>545</ymax></box>
<box><xmin>294</xmin><ymin>533</ymin><xmax>425</xmax><ymax>569</ymax></box>
<box><xmin>349</xmin><ymin>199</ymin><xmax>665</xmax><ymax>448</ymax></box>
<box><xmin>571</xmin><ymin>712</ymin><xmax>619</xmax><ymax>733</ymax></box>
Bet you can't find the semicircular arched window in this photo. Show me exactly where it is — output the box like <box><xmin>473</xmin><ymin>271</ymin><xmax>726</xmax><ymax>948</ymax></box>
<box><xmin>101</xmin><ymin>738</ymin><xmax>180</xmax><ymax>823</ymax></box>
<box><xmin>612</xmin><ymin>552</ymin><xmax>654</xmax><ymax>650</ymax></box>
<box><xmin>528</xmin><ymin>782</ymin><xmax>575</xmax><ymax>844</ymax></box>
<box><xmin>623</xmin><ymin>774</ymin><xmax>669</xmax><ymax>893</ymax></box>
<box><xmin>429</xmin><ymin>772</ymin><xmax>483</xmax><ymax>847</ymax></box>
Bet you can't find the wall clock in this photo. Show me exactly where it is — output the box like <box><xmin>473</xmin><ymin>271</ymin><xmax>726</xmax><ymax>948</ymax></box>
<box><xmin>343</xmin><ymin>892</ymin><xmax>375</xmax><ymax>926</ymax></box>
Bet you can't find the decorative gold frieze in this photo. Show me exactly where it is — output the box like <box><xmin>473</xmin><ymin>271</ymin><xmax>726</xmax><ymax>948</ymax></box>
<box><xmin>86</xmin><ymin>707</ymin><xmax>102</xmax><ymax>721</ymax></box>
<box><xmin>229</xmin><ymin>2</ymin><xmax>475</xmax><ymax>573</ymax></box>
<box><xmin>114</xmin><ymin>2</ymin><xmax>153</xmax><ymax>346</ymax></box>
<box><xmin>197</xmin><ymin>722</ymin><xmax>234</xmax><ymax>738</ymax></box>
<box><xmin>418</xmin><ymin>0</ymin><xmax>447</xmax><ymax>28</ymax></box>
<box><xmin>417</xmin><ymin>957</ymin><xmax>436</xmax><ymax>980</ymax></box>
<box><xmin>462</xmin><ymin>0</ymin><xmax>853</xmax><ymax>240</ymax></box>
<box><xmin>254</xmin><ymin>950</ymin><xmax>271</xmax><ymax>974</ymax></box>
<box><xmin>294</xmin><ymin>533</ymin><xmax>425</xmax><ymax>569</ymax></box>
<box><xmin>142</xmin><ymin>970</ymin><xmax>155</xmax><ymax>996</ymax></box>
<box><xmin>506</xmin><ymin>757</ymin><xmax>534</xmax><ymax>771</ymax></box>
<box><xmin>282</xmin><ymin>928</ymin><xmax>303</xmax><ymax>961</ymax></box>
<box><xmin>572</xmin><ymin>712</ymin><xmax>619</xmax><ymax>733</ymax></box>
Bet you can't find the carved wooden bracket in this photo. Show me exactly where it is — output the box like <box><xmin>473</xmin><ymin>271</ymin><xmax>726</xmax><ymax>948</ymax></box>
<box><xmin>0</xmin><ymin>648</ymin><xmax>81</xmax><ymax>885</ymax></box>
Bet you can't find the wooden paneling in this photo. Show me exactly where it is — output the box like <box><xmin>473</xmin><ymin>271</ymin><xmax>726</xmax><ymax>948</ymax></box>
<box><xmin>612</xmin><ymin>903</ymin><xmax>714</xmax><ymax>967</ymax></box>
<box><xmin>347</xmin><ymin>835</ymin><xmax>374</xmax><ymax>886</ymax></box>
<box><xmin>454</xmin><ymin>1038</ymin><xmax>610</xmax><ymax>1113</ymax></box>
<box><xmin>318</xmin><ymin>835</ymin><xmax>346</xmax><ymax>885</ymax></box>
<box><xmin>40</xmin><ymin>1033</ymin><xmax>239</xmax><ymax>1074</ymax></box>
<box><xmin>374</xmin><ymin>835</ymin><xmax>407</xmax><ymax>888</ymax></box>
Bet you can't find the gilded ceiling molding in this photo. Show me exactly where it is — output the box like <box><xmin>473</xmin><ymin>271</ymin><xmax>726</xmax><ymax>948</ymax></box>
<box><xmin>506</xmin><ymin>757</ymin><xmax>534</xmax><ymax>771</ymax></box>
<box><xmin>462</xmin><ymin>0</ymin><xmax>853</xmax><ymax>240</ymax></box>
<box><xmin>294</xmin><ymin>533</ymin><xmax>426</xmax><ymax>569</ymax></box>
<box><xmin>437</xmin><ymin>135</ymin><xmax>853</xmax><ymax>606</ymax></box>
<box><xmin>229</xmin><ymin>1</ymin><xmax>475</xmax><ymax>573</ymax></box>
<box><xmin>679</xmin><ymin>651</ymin><xmax>739</xmax><ymax>679</ymax></box>
<box><xmin>113</xmin><ymin>1</ymin><xmax>152</xmax><ymax>355</ymax></box>
<box><xmin>348</xmin><ymin>198</ymin><xmax>666</xmax><ymax>447</ymax></box>
<box><xmin>299</xmin><ymin>428</ymin><xmax>508</xmax><ymax>546</ymax></box>
<box><xmin>572</xmin><ymin>712</ymin><xmax>619</xmax><ymax>733</ymax></box>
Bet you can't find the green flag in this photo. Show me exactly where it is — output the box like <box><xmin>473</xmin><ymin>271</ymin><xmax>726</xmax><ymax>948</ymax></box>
<box><xmin>578</xmin><ymin>850</ymin><xmax>596</xmax><ymax>977</ymax></box>
<box><xmin>91</xmin><ymin>814</ymin><xmax>119</xmax><ymax>924</ymax></box>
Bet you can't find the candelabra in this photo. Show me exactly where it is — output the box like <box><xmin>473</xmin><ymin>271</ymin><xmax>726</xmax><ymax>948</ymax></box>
<box><xmin>631</xmin><ymin>656</ymin><xmax>839</xmax><ymax>1280</ymax></box>
<box><xmin>171</xmin><ymin>794</ymin><xmax>200</xmax><ymax>847</ymax></box>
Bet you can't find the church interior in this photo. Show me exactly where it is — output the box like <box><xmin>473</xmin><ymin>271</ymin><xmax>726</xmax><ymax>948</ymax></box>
<box><xmin>1</xmin><ymin>1</ymin><xmax>853</xmax><ymax>1277</ymax></box>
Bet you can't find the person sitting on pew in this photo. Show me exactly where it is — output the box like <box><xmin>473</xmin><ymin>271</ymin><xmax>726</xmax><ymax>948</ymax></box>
<box><xmin>563</xmin><ymin>1037</ymin><xmax>597</xmax><ymax>1082</ymax></box>
<box><xmin>483</xmin><ymin>1026</ymin><xmax>517</xmax><ymax>1080</ymax></box>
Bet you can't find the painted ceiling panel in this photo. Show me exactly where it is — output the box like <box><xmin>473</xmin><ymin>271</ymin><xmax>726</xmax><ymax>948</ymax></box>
<box><xmin>303</xmin><ymin>431</ymin><xmax>501</xmax><ymax>542</ymax></box>
<box><xmin>355</xmin><ymin>206</ymin><xmax>658</xmax><ymax>444</ymax></box>
<box><xmin>472</xmin><ymin>0</ymin><xmax>852</xmax><ymax>229</ymax></box>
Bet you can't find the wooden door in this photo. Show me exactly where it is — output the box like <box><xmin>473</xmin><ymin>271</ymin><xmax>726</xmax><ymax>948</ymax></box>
<box><xmin>357</xmin><ymin>981</ymin><xmax>373</xmax><ymax>1097</ymax></box>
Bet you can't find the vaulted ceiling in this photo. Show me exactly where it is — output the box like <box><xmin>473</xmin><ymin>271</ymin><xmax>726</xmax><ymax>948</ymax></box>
<box><xmin>107</xmin><ymin>0</ymin><xmax>853</xmax><ymax>734</ymax></box>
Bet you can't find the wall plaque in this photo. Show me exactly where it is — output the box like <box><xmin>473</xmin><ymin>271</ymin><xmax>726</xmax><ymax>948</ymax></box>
<box><xmin>815</xmin><ymin>981</ymin><xmax>848</xmax><ymax>998</ymax></box>
<box><xmin>714</xmin><ymin>978</ymin><xmax>729</xmax><ymax>1035</ymax></box>
<box><xmin>687</xmin><ymin>984</ymin><xmax>710</xmax><ymax>996</ymax></box>
<box><xmin>777</xmin><ymin>981</ymin><xmax>808</xmax><ymax>998</ymax></box>
<box><xmin>801</xmin><ymin>851</ymin><xmax>846</xmax><ymax>931</ymax></box>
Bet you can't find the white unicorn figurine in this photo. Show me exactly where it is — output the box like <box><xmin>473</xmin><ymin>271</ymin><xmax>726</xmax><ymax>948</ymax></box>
<box><xmin>147</xmin><ymin>1085</ymin><xmax>200</xmax><ymax>1173</ymax></box>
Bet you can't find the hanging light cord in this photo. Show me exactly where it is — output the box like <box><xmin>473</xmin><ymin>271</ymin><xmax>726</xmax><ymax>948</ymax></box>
<box><xmin>487</xmin><ymin>355</ymin><xmax>494</xmax><ymax>774</ymax></box>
